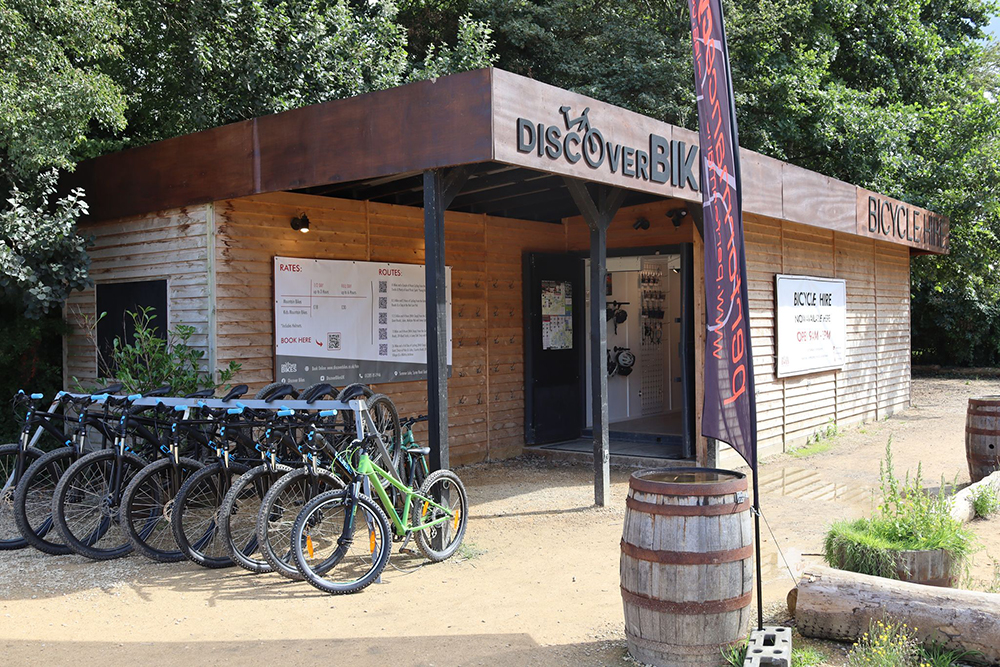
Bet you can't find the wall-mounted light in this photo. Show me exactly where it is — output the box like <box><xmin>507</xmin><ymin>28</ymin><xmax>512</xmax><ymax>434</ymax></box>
<box><xmin>667</xmin><ymin>209</ymin><xmax>688</xmax><ymax>228</ymax></box>
<box><xmin>290</xmin><ymin>214</ymin><xmax>311</xmax><ymax>233</ymax></box>
<box><xmin>632</xmin><ymin>217</ymin><xmax>650</xmax><ymax>231</ymax></box>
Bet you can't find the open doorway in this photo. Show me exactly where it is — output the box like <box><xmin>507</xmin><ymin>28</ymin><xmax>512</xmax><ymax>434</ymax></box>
<box><xmin>523</xmin><ymin>247</ymin><xmax>695</xmax><ymax>461</ymax></box>
<box><xmin>582</xmin><ymin>252</ymin><xmax>689</xmax><ymax>458</ymax></box>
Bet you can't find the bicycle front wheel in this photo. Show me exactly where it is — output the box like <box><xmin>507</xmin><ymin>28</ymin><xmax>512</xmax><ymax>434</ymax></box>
<box><xmin>172</xmin><ymin>461</ymin><xmax>249</xmax><ymax>568</ymax></box>
<box><xmin>292</xmin><ymin>490</ymin><xmax>391</xmax><ymax>595</ymax></box>
<box><xmin>121</xmin><ymin>457</ymin><xmax>203</xmax><ymax>562</ymax></box>
<box><xmin>0</xmin><ymin>443</ymin><xmax>44</xmax><ymax>550</ymax></box>
<box><xmin>13</xmin><ymin>448</ymin><xmax>75</xmax><ymax>555</ymax></box>
<box><xmin>219</xmin><ymin>463</ymin><xmax>292</xmax><ymax>574</ymax></box>
<box><xmin>256</xmin><ymin>467</ymin><xmax>344</xmax><ymax>580</ymax></box>
<box><xmin>53</xmin><ymin>449</ymin><xmax>147</xmax><ymax>560</ymax></box>
<box><xmin>414</xmin><ymin>469</ymin><xmax>469</xmax><ymax>563</ymax></box>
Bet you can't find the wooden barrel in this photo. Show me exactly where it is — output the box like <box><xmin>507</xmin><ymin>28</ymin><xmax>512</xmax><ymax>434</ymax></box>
<box><xmin>966</xmin><ymin>397</ymin><xmax>1000</xmax><ymax>483</ymax></box>
<box><xmin>894</xmin><ymin>549</ymin><xmax>955</xmax><ymax>587</ymax></box>
<box><xmin>621</xmin><ymin>468</ymin><xmax>753</xmax><ymax>667</ymax></box>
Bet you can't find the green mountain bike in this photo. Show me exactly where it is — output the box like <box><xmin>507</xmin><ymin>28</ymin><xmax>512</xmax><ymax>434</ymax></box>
<box><xmin>290</xmin><ymin>433</ymin><xmax>467</xmax><ymax>595</ymax></box>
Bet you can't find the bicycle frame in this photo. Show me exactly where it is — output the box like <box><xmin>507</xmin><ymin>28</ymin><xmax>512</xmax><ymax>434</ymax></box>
<box><xmin>354</xmin><ymin>453</ymin><xmax>453</xmax><ymax>537</ymax></box>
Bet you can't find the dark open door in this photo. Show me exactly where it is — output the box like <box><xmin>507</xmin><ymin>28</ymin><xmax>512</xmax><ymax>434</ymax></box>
<box><xmin>523</xmin><ymin>253</ymin><xmax>585</xmax><ymax>444</ymax></box>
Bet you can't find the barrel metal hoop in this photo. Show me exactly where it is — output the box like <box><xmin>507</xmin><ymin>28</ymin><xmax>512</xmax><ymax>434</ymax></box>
<box><xmin>621</xmin><ymin>540</ymin><xmax>753</xmax><ymax>565</ymax></box>
<box><xmin>626</xmin><ymin>495</ymin><xmax>750</xmax><ymax>516</ymax></box>
<box><xmin>629</xmin><ymin>474</ymin><xmax>747</xmax><ymax>497</ymax></box>
<box><xmin>965</xmin><ymin>427</ymin><xmax>1000</xmax><ymax>437</ymax></box>
<box><xmin>621</xmin><ymin>587</ymin><xmax>753</xmax><ymax>615</ymax></box>
<box><xmin>967</xmin><ymin>408</ymin><xmax>1000</xmax><ymax>416</ymax></box>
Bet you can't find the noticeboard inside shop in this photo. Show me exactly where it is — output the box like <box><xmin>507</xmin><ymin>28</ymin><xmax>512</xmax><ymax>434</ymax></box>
<box><xmin>775</xmin><ymin>274</ymin><xmax>847</xmax><ymax>378</ymax></box>
<box><xmin>273</xmin><ymin>257</ymin><xmax>452</xmax><ymax>386</ymax></box>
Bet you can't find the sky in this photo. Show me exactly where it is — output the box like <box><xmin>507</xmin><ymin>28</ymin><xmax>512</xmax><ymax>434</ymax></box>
<box><xmin>989</xmin><ymin>14</ymin><xmax>1000</xmax><ymax>40</ymax></box>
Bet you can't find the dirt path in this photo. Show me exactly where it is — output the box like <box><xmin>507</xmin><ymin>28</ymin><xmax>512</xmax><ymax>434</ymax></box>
<box><xmin>1</xmin><ymin>377</ymin><xmax>997</xmax><ymax>666</ymax></box>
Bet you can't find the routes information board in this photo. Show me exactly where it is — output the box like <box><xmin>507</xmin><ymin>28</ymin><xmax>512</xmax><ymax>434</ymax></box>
<box><xmin>274</xmin><ymin>257</ymin><xmax>452</xmax><ymax>386</ymax></box>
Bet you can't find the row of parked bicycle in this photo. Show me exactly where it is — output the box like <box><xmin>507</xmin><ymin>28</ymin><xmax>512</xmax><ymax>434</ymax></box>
<box><xmin>0</xmin><ymin>381</ymin><xmax>468</xmax><ymax>594</ymax></box>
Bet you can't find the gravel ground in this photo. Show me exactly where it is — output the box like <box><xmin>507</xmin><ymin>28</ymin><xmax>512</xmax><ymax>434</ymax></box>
<box><xmin>1</xmin><ymin>376</ymin><xmax>997</xmax><ymax>666</ymax></box>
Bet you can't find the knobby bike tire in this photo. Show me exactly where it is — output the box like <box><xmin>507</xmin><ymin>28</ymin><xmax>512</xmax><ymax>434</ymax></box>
<box><xmin>414</xmin><ymin>469</ymin><xmax>469</xmax><ymax>563</ymax></box>
<box><xmin>0</xmin><ymin>443</ymin><xmax>44</xmax><ymax>550</ymax></box>
<box><xmin>365</xmin><ymin>394</ymin><xmax>403</xmax><ymax>477</ymax></box>
<box><xmin>291</xmin><ymin>490</ymin><xmax>391</xmax><ymax>595</ymax></box>
<box><xmin>171</xmin><ymin>461</ymin><xmax>250</xmax><ymax>568</ymax></box>
<box><xmin>219</xmin><ymin>463</ymin><xmax>293</xmax><ymax>574</ymax></box>
<box><xmin>52</xmin><ymin>449</ymin><xmax>148</xmax><ymax>560</ymax></box>
<box><xmin>13</xmin><ymin>448</ymin><xmax>75</xmax><ymax>555</ymax></box>
<box><xmin>256</xmin><ymin>467</ymin><xmax>345</xmax><ymax>581</ymax></box>
<box><xmin>121</xmin><ymin>457</ymin><xmax>204</xmax><ymax>562</ymax></box>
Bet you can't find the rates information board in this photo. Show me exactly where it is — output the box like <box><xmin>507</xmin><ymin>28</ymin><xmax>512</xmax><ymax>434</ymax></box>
<box><xmin>273</xmin><ymin>257</ymin><xmax>452</xmax><ymax>386</ymax></box>
<box><xmin>775</xmin><ymin>274</ymin><xmax>847</xmax><ymax>378</ymax></box>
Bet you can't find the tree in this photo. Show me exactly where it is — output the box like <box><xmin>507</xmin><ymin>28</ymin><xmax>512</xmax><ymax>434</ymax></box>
<box><xmin>420</xmin><ymin>0</ymin><xmax>1000</xmax><ymax>366</ymax></box>
<box><xmin>84</xmin><ymin>0</ymin><xmax>496</xmax><ymax>153</ymax></box>
<box><xmin>0</xmin><ymin>0</ymin><xmax>126</xmax><ymax>315</ymax></box>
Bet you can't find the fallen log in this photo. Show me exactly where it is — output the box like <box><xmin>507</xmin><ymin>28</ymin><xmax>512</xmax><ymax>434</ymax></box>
<box><xmin>794</xmin><ymin>565</ymin><xmax>1000</xmax><ymax>665</ymax></box>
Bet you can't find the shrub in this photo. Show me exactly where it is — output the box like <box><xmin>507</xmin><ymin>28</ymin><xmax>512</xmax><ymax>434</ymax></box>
<box><xmin>969</xmin><ymin>484</ymin><xmax>1000</xmax><ymax>519</ymax></box>
<box><xmin>847</xmin><ymin>618</ymin><xmax>920</xmax><ymax>667</ymax></box>
<box><xmin>77</xmin><ymin>307</ymin><xmax>239</xmax><ymax>395</ymax></box>
<box><xmin>824</xmin><ymin>439</ymin><xmax>975</xmax><ymax>578</ymax></box>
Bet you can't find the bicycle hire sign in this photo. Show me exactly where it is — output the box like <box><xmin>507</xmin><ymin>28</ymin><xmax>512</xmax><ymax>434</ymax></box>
<box><xmin>515</xmin><ymin>105</ymin><xmax>700</xmax><ymax>192</ymax></box>
<box><xmin>775</xmin><ymin>274</ymin><xmax>847</xmax><ymax>378</ymax></box>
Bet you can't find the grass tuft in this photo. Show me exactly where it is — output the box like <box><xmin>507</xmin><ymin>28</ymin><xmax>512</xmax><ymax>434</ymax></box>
<box><xmin>824</xmin><ymin>438</ymin><xmax>975</xmax><ymax>578</ymax></box>
<box><xmin>969</xmin><ymin>484</ymin><xmax>1000</xmax><ymax>519</ymax></box>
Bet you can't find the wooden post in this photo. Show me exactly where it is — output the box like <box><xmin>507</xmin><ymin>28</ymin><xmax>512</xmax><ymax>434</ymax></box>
<box><xmin>564</xmin><ymin>178</ymin><xmax>625</xmax><ymax>507</ymax></box>
<box><xmin>423</xmin><ymin>168</ymin><xmax>468</xmax><ymax>472</ymax></box>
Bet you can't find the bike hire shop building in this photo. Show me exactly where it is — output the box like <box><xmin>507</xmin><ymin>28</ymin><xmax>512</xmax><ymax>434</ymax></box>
<box><xmin>64</xmin><ymin>68</ymin><xmax>949</xmax><ymax>477</ymax></box>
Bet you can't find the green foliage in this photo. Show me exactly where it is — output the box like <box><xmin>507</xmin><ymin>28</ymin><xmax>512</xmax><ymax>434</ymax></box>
<box><xmin>970</xmin><ymin>484</ymin><xmax>1000</xmax><ymax>519</ymax></box>
<box><xmin>100</xmin><ymin>308</ymin><xmax>240</xmax><ymax>395</ymax></box>
<box><xmin>0</xmin><ymin>172</ymin><xmax>93</xmax><ymax>317</ymax></box>
<box><xmin>824</xmin><ymin>439</ymin><xmax>975</xmax><ymax>577</ymax></box>
<box><xmin>847</xmin><ymin>618</ymin><xmax>921</xmax><ymax>667</ymax></box>
<box><xmin>84</xmin><ymin>0</ymin><xmax>496</xmax><ymax>153</ymax></box>
<box><xmin>0</xmin><ymin>301</ymin><xmax>66</xmax><ymax>443</ymax></box>
<box><xmin>721</xmin><ymin>640</ymin><xmax>748</xmax><ymax>667</ymax></box>
<box><xmin>0</xmin><ymin>0</ymin><xmax>126</xmax><ymax>183</ymax></box>
<box><xmin>0</xmin><ymin>0</ymin><xmax>126</xmax><ymax>316</ymax></box>
<box><xmin>919</xmin><ymin>641</ymin><xmax>982</xmax><ymax>666</ymax></box>
<box><xmin>793</xmin><ymin>647</ymin><xmax>826</xmax><ymax>667</ymax></box>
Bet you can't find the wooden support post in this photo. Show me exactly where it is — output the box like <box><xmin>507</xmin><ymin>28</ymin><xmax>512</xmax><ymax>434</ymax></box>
<box><xmin>423</xmin><ymin>167</ymin><xmax>468</xmax><ymax>472</ymax></box>
<box><xmin>564</xmin><ymin>178</ymin><xmax>625</xmax><ymax>507</ymax></box>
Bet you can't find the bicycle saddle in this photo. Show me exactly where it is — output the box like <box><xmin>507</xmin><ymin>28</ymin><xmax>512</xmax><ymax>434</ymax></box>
<box><xmin>338</xmin><ymin>384</ymin><xmax>368</xmax><ymax>401</ymax></box>
<box><xmin>97</xmin><ymin>382</ymin><xmax>124</xmax><ymax>394</ymax></box>
<box><xmin>221</xmin><ymin>384</ymin><xmax>249</xmax><ymax>402</ymax></box>
<box><xmin>262</xmin><ymin>384</ymin><xmax>299</xmax><ymax>402</ymax></box>
<box><xmin>302</xmin><ymin>383</ymin><xmax>335</xmax><ymax>403</ymax></box>
<box><xmin>184</xmin><ymin>388</ymin><xmax>215</xmax><ymax>399</ymax></box>
<box><xmin>143</xmin><ymin>386</ymin><xmax>172</xmax><ymax>398</ymax></box>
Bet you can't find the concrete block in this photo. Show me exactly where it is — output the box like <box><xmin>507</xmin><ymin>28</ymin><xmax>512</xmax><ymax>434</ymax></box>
<box><xmin>743</xmin><ymin>626</ymin><xmax>792</xmax><ymax>667</ymax></box>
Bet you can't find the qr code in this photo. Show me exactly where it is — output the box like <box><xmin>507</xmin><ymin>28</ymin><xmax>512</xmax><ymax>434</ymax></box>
<box><xmin>378</xmin><ymin>312</ymin><xmax>388</xmax><ymax>325</ymax></box>
<box><xmin>378</xmin><ymin>281</ymin><xmax>387</xmax><ymax>294</ymax></box>
<box><xmin>378</xmin><ymin>328</ymin><xmax>388</xmax><ymax>341</ymax></box>
<box><xmin>327</xmin><ymin>332</ymin><xmax>341</xmax><ymax>350</ymax></box>
<box><xmin>378</xmin><ymin>296</ymin><xmax>387</xmax><ymax>309</ymax></box>
<box><xmin>378</xmin><ymin>343</ymin><xmax>388</xmax><ymax>357</ymax></box>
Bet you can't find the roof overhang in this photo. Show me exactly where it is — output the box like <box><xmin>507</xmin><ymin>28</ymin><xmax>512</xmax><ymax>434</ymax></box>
<box><xmin>70</xmin><ymin>68</ymin><xmax>948</xmax><ymax>254</ymax></box>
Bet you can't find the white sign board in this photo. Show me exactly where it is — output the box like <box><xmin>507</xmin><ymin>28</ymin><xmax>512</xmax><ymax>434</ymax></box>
<box><xmin>775</xmin><ymin>274</ymin><xmax>846</xmax><ymax>378</ymax></box>
<box><xmin>274</xmin><ymin>257</ymin><xmax>451</xmax><ymax>386</ymax></box>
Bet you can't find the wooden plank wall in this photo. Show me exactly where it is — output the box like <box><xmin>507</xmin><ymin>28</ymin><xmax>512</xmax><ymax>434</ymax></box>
<box><xmin>875</xmin><ymin>242</ymin><xmax>911</xmax><ymax>416</ymax></box>
<box><xmin>64</xmin><ymin>205</ymin><xmax>212</xmax><ymax>386</ymax></box>
<box><xmin>65</xmin><ymin>192</ymin><xmax>912</xmax><ymax>467</ymax></box>
<box><xmin>720</xmin><ymin>214</ymin><xmax>911</xmax><ymax>466</ymax></box>
<box><xmin>214</xmin><ymin>192</ymin><xmax>566</xmax><ymax>465</ymax></box>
